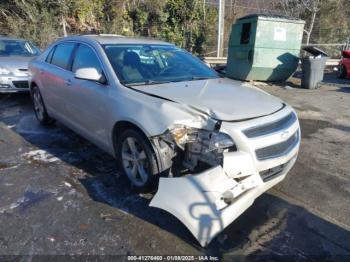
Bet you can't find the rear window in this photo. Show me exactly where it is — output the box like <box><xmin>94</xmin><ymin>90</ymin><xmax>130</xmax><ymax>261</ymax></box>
<box><xmin>51</xmin><ymin>42</ymin><xmax>76</xmax><ymax>70</ymax></box>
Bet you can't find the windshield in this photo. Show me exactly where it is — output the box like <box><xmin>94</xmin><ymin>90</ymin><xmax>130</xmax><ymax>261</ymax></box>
<box><xmin>0</xmin><ymin>40</ymin><xmax>40</xmax><ymax>57</ymax></box>
<box><xmin>103</xmin><ymin>44</ymin><xmax>218</xmax><ymax>85</ymax></box>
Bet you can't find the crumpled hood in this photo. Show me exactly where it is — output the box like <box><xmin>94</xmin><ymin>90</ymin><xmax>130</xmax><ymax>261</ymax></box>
<box><xmin>0</xmin><ymin>56</ymin><xmax>35</xmax><ymax>71</ymax></box>
<box><xmin>132</xmin><ymin>78</ymin><xmax>283</xmax><ymax>121</ymax></box>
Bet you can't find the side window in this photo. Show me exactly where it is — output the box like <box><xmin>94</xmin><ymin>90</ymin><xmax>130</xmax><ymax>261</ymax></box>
<box><xmin>51</xmin><ymin>42</ymin><xmax>76</xmax><ymax>69</ymax></box>
<box><xmin>240</xmin><ymin>23</ymin><xmax>251</xmax><ymax>44</ymax></box>
<box><xmin>45</xmin><ymin>46</ymin><xmax>55</xmax><ymax>63</ymax></box>
<box><xmin>72</xmin><ymin>44</ymin><xmax>102</xmax><ymax>74</ymax></box>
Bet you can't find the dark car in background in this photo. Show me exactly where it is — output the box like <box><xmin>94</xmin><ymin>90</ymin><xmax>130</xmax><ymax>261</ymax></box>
<box><xmin>0</xmin><ymin>36</ymin><xmax>40</xmax><ymax>93</ymax></box>
<box><xmin>339</xmin><ymin>50</ymin><xmax>350</xmax><ymax>78</ymax></box>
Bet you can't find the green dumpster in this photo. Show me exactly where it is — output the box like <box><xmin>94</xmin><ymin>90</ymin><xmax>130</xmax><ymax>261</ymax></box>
<box><xmin>226</xmin><ymin>14</ymin><xmax>305</xmax><ymax>82</ymax></box>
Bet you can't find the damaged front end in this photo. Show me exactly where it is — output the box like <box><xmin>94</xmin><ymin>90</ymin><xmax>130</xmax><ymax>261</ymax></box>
<box><xmin>149</xmin><ymin>120</ymin><xmax>298</xmax><ymax>247</ymax></box>
<box><xmin>153</xmin><ymin>123</ymin><xmax>236</xmax><ymax>172</ymax></box>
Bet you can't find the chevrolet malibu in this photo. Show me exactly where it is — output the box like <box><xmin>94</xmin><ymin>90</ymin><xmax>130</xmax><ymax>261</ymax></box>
<box><xmin>0</xmin><ymin>36</ymin><xmax>40</xmax><ymax>92</ymax></box>
<box><xmin>29</xmin><ymin>35</ymin><xmax>300</xmax><ymax>247</ymax></box>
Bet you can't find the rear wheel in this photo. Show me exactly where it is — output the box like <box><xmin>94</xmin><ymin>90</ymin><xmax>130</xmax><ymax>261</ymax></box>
<box><xmin>338</xmin><ymin>65</ymin><xmax>347</xmax><ymax>79</ymax></box>
<box><xmin>31</xmin><ymin>86</ymin><xmax>55</xmax><ymax>125</ymax></box>
<box><xmin>116</xmin><ymin>129</ymin><xmax>159</xmax><ymax>192</ymax></box>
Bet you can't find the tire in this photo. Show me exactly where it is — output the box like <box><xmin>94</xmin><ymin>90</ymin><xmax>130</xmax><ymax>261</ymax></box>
<box><xmin>116</xmin><ymin>129</ymin><xmax>159</xmax><ymax>192</ymax></box>
<box><xmin>31</xmin><ymin>86</ymin><xmax>55</xmax><ymax>125</ymax></box>
<box><xmin>338</xmin><ymin>65</ymin><xmax>347</xmax><ymax>79</ymax></box>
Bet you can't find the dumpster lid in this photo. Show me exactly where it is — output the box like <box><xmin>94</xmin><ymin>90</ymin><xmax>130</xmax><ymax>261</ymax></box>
<box><xmin>237</xmin><ymin>13</ymin><xmax>304</xmax><ymax>22</ymax></box>
<box><xmin>303</xmin><ymin>46</ymin><xmax>328</xmax><ymax>57</ymax></box>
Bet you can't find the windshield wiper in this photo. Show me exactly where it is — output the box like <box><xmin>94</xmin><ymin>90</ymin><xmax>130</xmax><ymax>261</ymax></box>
<box><xmin>187</xmin><ymin>76</ymin><xmax>217</xmax><ymax>81</ymax></box>
<box><xmin>123</xmin><ymin>76</ymin><xmax>218</xmax><ymax>86</ymax></box>
<box><xmin>123</xmin><ymin>79</ymin><xmax>172</xmax><ymax>86</ymax></box>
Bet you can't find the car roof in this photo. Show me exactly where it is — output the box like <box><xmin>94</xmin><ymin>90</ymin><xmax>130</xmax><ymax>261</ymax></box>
<box><xmin>60</xmin><ymin>34</ymin><xmax>173</xmax><ymax>46</ymax></box>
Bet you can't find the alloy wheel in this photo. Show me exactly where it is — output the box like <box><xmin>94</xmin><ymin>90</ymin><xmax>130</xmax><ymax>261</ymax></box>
<box><xmin>121</xmin><ymin>136</ymin><xmax>150</xmax><ymax>187</ymax></box>
<box><xmin>33</xmin><ymin>88</ymin><xmax>45</xmax><ymax>121</ymax></box>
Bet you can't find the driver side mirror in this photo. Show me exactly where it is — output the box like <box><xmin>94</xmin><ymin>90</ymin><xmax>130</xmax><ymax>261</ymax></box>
<box><xmin>75</xmin><ymin>68</ymin><xmax>107</xmax><ymax>84</ymax></box>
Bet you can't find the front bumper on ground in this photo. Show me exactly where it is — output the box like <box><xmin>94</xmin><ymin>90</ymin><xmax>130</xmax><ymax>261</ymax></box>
<box><xmin>151</xmin><ymin>107</ymin><xmax>300</xmax><ymax>247</ymax></box>
<box><xmin>150</xmin><ymin>151</ymin><xmax>298</xmax><ymax>247</ymax></box>
<box><xmin>0</xmin><ymin>75</ymin><xmax>30</xmax><ymax>93</ymax></box>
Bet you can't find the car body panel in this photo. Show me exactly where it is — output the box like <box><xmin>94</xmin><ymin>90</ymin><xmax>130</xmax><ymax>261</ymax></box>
<box><xmin>67</xmin><ymin>76</ymin><xmax>111</xmax><ymax>147</ymax></box>
<box><xmin>151</xmin><ymin>153</ymin><xmax>298</xmax><ymax>247</ymax></box>
<box><xmin>131</xmin><ymin>78</ymin><xmax>283</xmax><ymax>121</ymax></box>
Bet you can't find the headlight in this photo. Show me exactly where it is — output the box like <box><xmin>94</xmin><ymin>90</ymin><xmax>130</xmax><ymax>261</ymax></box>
<box><xmin>208</xmin><ymin>132</ymin><xmax>235</xmax><ymax>151</ymax></box>
<box><xmin>0</xmin><ymin>67</ymin><xmax>11</xmax><ymax>76</ymax></box>
<box><xmin>168</xmin><ymin>124</ymin><xmax>235</xmax><ymax>151</ymax></box>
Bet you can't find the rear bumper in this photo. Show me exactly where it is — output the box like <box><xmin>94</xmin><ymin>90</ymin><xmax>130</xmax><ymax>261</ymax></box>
<box><xmin>0</xmin><ymin>75</ymin><xmax>30</xmax><ymax>93</ymax></box>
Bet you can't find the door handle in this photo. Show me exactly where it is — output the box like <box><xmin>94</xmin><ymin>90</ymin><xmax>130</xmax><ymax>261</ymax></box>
<box><xmin>39</xmin><ymin>69</ymin><xmax>44</xmax><ymax>74</ymax></box>
<box><xmin>65</xmin><ymin>79</ymin><xmax>72</xmax><ymax>86</ymax></box>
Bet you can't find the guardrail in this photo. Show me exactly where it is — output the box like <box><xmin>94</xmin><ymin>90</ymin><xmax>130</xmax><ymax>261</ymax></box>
<box><xmin>203</xmin><ymin>57</ymin><xmax>340</xmax><ymax>66</ymax></box>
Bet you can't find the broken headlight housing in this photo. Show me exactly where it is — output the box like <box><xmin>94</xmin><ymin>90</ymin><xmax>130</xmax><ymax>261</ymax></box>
<box><xmin>166</xmin><ymin>125</ymin><xmax>236</xmax><ymax>169</ymax></box>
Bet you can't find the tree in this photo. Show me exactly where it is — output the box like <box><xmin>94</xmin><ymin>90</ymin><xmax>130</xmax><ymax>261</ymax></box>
<box><xmin>272</xmin><ymin>0</ymin><xmax>321</xmax><ymax>44</ymax></box>
<box><xmin>301</xmin><ymin>0</ymin><xmax>321</xmax><ymax>45</ymax></box>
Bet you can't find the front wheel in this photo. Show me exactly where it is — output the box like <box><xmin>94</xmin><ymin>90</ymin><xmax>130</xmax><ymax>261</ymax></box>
<box><xmin>31</xmin><ymin>86</ymin><xmax>55</xmax><ymax>125</ymax></box>
<box><xmin>338</xmin><ymin>65</ymin><xmax>347</xmax><ymax>79</ymax></box>
<box><xmin>116</xmin><ymin>129</ymin><xmax>159</xmax><ymax>192</ymax></box>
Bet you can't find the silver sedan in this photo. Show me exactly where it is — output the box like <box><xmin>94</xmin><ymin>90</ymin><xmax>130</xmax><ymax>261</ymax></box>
<box><xmin>0</xmin><ymin>36</ymin><xmax>40</xmax><ymax>93</ymax></box>
<box><xmin>29</xmin><ymin>35</ymin><xmax>300</xmax><ymax>246</ymax></box>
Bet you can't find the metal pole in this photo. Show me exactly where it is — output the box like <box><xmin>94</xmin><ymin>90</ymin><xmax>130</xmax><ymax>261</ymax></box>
<box><xmin>217</xmin><ymin>0</ymin><xmax>225</xmax><ymax>57</ymax></box>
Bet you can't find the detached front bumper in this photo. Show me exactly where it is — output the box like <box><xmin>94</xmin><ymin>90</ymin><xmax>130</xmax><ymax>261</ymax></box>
<box><xmin>150</xmin><ymin>151</ymin><xmax>297</xmax><ymax>247</ymax></box>
<box><xmin>150</xmin><ymin>107</ymin><xmax>300</xmax><ymax>247</ymax></box>
<box><xmin>0</xmin><ymin>75</ymin><xmax>30</xmax><ymax>93</ymax></box>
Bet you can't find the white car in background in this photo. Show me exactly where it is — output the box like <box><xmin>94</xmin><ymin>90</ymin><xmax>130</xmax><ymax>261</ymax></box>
<box><xmin>0</xmin><ymin>36</ymin><xmax>40</xmax><ymax>93</ymax></box>
<box><xmin>29</xmin><ymin>35</ymin><xmax>300</xmax><ymax>247</ymax></box>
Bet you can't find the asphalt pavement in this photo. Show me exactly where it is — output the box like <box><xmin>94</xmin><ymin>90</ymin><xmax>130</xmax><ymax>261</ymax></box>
<box><xmin>0</xmin><ymin>74</ymin><xmax>350</xmax><ymax>261</ymax></box>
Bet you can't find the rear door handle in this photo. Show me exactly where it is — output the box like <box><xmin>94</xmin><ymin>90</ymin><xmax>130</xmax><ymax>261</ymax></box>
<box><xmin>39</xmin><ymin>69</ymin><xmax>44</xmax><ymax>74</ymax></box>
<box><xmin>65</xmin><ymin>79</ymin><xmax>72</xmax><ymax>86</ymax></box>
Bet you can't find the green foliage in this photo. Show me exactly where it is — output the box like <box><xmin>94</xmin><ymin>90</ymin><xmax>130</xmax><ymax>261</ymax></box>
<box><xmin>0</xmin><ymin>0</ymin><xmax>218</xmax><ymax>55</ymax></box>
<box><xmin>0</xmin><ymin>0</ymin><xmax>61</xmax><ymax>47</ymax></box>
<box><xmin>315</xmin><ymin>0</ymin><xmax>350</xmax><ymax>43</ymax></box>
<box><xmin>161</xmin><ymin>0</ymin><xmax>217</xmax><ymax>55</ymax></box>
<box><xmin>2</xmin><ymin>0</ymin><xmax>347</xmax><ymax>55</ymax></box>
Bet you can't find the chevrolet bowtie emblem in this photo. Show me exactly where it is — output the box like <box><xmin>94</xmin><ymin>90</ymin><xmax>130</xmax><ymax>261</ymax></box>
<box><xmin>281</xmin><ymin>130</ymin><xmax>290</xmax><ymax>139</ymax></box>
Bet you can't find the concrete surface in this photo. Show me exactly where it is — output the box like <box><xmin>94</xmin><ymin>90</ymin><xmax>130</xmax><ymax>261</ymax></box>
<box><xmin>0</xmin><ymin>73</ymin><xmax>350</xmax><ymax>260</ymax></box>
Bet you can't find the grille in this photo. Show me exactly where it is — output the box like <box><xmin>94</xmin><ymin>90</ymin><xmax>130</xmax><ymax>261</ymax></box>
<box><xmin>12</xmin><ymin>81</ymin><xmax>29</xmax><ymax>89</ymax></box>
<box><xmin>243</xmin><ymin>112</ymin><xmax>297</xmax><ymax>138</ymax></box>
<box><xmin>259</xmin><ymin>158</ymin><xmax>292</xmax><ymax>182</ymax></box>
<box><xmin>256</xmin><ymin>131</ymin><xmax>299</xmax><ymax>161</ymax></box>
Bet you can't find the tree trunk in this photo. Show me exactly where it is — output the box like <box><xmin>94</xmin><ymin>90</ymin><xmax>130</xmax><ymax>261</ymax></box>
<box><xmin>62</xmin><ymin>15</ymin><xmax>67</xmax><ymax>37</ymax></box>
<box><xmin>306</xmin><ymin>10</ymin><xmax>317</xmax><ymax>45</ymax></box>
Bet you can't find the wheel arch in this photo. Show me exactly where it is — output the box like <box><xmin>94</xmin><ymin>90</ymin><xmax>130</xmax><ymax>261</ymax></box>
<box><xmin>112</xmin><ymin>120</ymin><xmax>168</xmax><ymax>176</ymax></box>
<box><xmin>29</xmin><ymin>81</ymin><xmax>38</xmax><ymax>93</ymax></box>
<box><xmin>112</xmin><ymin>120</ymin><xmax>152</xmax><ymax>154</ymax></box>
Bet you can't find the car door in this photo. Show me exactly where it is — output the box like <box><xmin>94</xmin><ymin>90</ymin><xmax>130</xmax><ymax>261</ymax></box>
<box><xmin>41</xmin><ymin>42</ymin><xmax>77</xmax><ymax>119</ymax></box>
<box><xmin>65</xmin><ymin>43</ymin><xmax>110</xmax><ymax>147</ymax></box>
